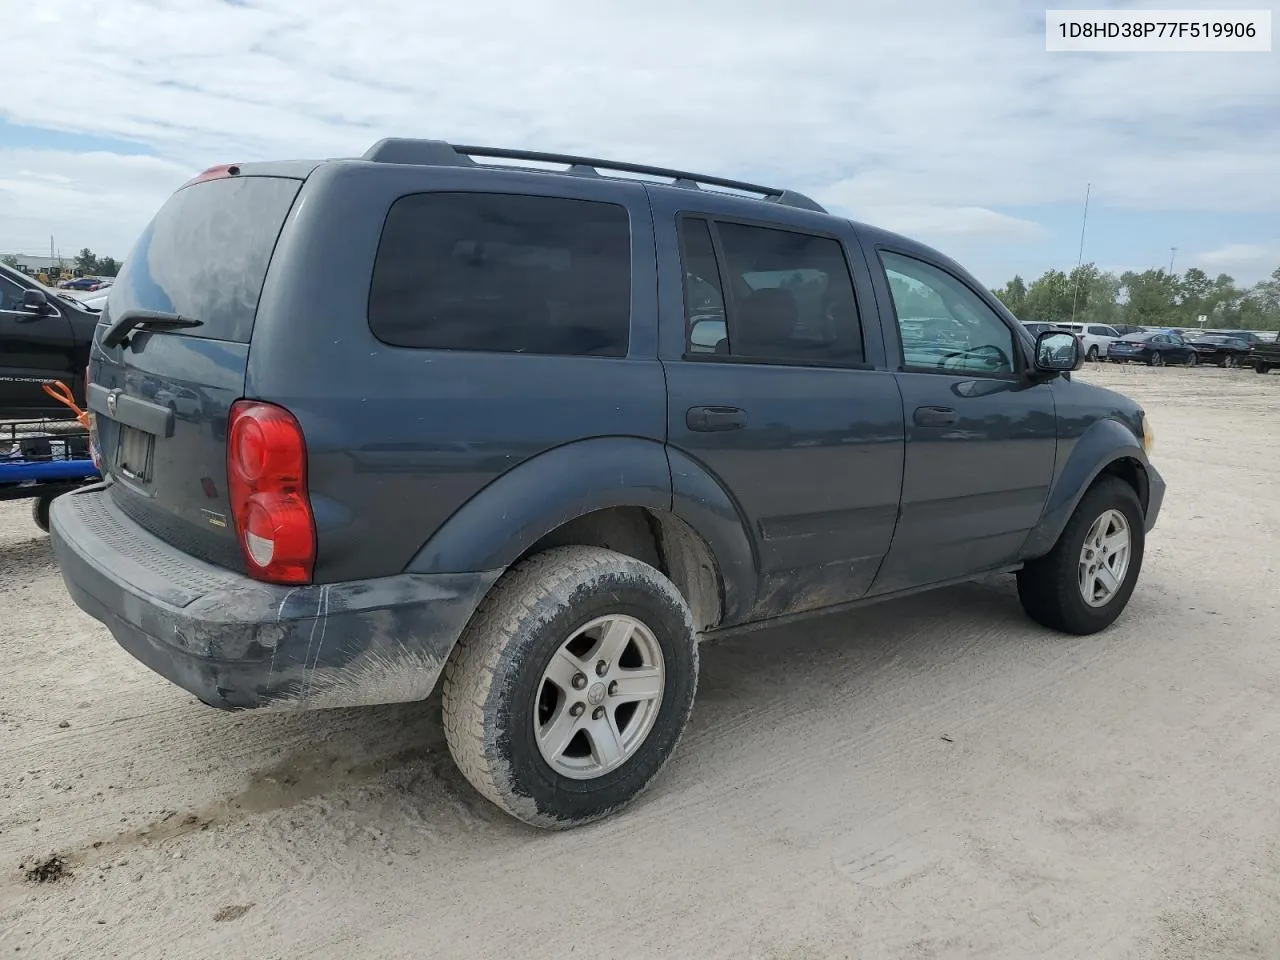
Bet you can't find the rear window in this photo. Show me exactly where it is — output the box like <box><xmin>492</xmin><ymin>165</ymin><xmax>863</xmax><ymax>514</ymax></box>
<box><xmin>108</xmin><ymin>176</ymin><xmax>301</xmax><ymax>343</ymax></box>
<box><xmin>368</xmin><ymin>192</ymin><xmax>631</xmax><ymax>357</ymax></box>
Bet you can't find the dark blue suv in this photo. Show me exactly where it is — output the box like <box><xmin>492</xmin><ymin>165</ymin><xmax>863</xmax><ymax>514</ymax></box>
<box><xmin>49</xmin><ymin>139</ymin><xmax>1164</xmax><ymax>829</ymax></box>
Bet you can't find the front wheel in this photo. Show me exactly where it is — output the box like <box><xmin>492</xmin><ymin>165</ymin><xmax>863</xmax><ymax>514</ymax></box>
<box><xmin>1223</xmin><ymin>355</ymin><xmax>1237</xmax><ymax>368</ymax></box>
<box><xmin>1087</xmin><ymin>345</ymin><xmax>1100</xmax><ymax>362</ymax></box>
<box><xmin>1017</xmin><ymin>477</ymin><xmax>1145</xmax><ymax>635</ymax></box>
<box><xmin>1186</xmin><ymin>352</ymin><xmax>1198</xmax><ymax>367</ymax></box>
<box><xmin>442</xmin><ymin>546</ymin><xmax>699</xmax><ymax>829</ymax></box>
<box><xmin>1257</xmin><ymin>362</ymin><xmax>1272</xmax><ymax>375</ymax></box>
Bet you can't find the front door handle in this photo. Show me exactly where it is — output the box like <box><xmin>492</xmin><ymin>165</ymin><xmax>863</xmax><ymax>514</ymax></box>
<box><xmin>686</xmin><ymin>405</ymin><xmax>747</xmax><ymax>432</ymax></box>
<box><xmin>913</xmin><ymin>405</ymin><xmax>958</xmax><ymax>427</ymax></box>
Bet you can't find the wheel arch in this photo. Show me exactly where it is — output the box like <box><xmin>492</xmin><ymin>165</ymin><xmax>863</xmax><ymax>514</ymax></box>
<box><xmin>406</xmin><ymin>437</ymin><xmax>757</xmax><ymax>632</ymax></box>
<box><xmin>1021</xmin><ymin>418</ymin><xmax>1151</xmax><ymax>560</ymax></box>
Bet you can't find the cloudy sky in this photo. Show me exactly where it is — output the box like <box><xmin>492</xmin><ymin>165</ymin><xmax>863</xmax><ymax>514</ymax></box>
<box><xmin>3</xmin><ymin>0</ymin><xmax>1277</xmax><ymax>287</ymax></box>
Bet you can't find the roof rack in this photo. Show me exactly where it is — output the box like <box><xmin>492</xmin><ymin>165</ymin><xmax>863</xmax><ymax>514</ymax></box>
<box><xmin>361</xmin><ymin>138</ymin><xmax>826</xmax><ymax>214</ymax></box>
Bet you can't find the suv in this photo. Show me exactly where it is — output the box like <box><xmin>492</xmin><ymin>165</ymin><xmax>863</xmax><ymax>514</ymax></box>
<box><xmin>1060</xmin><ymin>322</ymin><xmax>1121</xmax><ymax>361</ymax></box>
<box><xmin>1</xmin><ymin>261</ymin><xmax>102</xmax><ymax>418</ymax></box>
<box><xmin>49</xmin><ymin>140</ymin><xmax>1165</xmax><ymax>830</ymax></box>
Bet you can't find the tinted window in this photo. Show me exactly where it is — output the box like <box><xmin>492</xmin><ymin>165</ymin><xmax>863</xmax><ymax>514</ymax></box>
<box><xmin>1088</xmin><ymin>325</ymin><xmax>1114</xmax><ymax>336</ymax></box>
<box><xmin>682</xmin><ymin>220</ymin><xmax>862</xmax><ymax>365</ymax></box>
<box><xmin>110</xmin><ymin>176</ymin><xmax>301</xmax><ymax>343</ymax></box>
<box><xmin>881</xmin><ymin>251</ymin><xmax>1017</xmax><ymax>376</ymax></box>
<box><xmin>679</xmin><ymin>219</ymin><xmax>728</xmax><ymax>356</ymax></box>
<box><xmin>370</xmin><ymin>193</ymin><xmax>631</xmax><ymax>357</ymax></box>
<box><xmin>0</xmin><ymin>273</ymin><xmax>24</xmax><ymax>311</ymax></box>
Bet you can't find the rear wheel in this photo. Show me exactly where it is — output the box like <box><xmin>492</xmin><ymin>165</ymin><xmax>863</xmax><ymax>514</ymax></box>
<box><xmin>1186</xmin><ymin>352</ymin><xmax>1198</xmax><ymax>367</ymax></box>
<box><xmin>31</xmin><ymin>495</ymin><xmax>53</xmax><ymax>534</ymax></box>
<box><xmin>1087</xmin><ymin>345</ymin><xmax>1099</xmax><ymax>362</ymax></box>
<box><xmin>1017</xmin><ymin>477</ymin><xmax>1145</xmax><ymax>635</ymax></box>
<box><xmin>442</xmin><ymin>546</ymin><xmax>699</xmax><ymax>829</ymax></box>
<box><xmin>1147</xmin><ymin>351</ymin><xmax>1164</xmax><ymax>367</ymax></box>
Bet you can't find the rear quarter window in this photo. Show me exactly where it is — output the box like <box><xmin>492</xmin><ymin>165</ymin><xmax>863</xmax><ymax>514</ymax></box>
<box><xmin>109</xmin><ymin>176</ymin><xmax>301</xmax><ymax>343</ymax></box>
<box><xmin>368</xmin><ymin>192</ymin><xmax>632</xmax><ymax>357</ymax></box>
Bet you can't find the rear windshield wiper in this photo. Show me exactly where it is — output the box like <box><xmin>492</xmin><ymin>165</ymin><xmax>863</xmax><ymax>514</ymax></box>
<box><xmin>102</xmin><ymin>309</ymin><xmax>203</xmax><ymax>348</ymax></box>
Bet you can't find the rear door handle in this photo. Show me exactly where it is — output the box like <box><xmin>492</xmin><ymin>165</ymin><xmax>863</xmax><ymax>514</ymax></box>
<box><xmin>686</xmin><ymin>405</ymin><xmax>747</xmax><ymax>432</ymax></box>
<box><xmin>913</xmin><ymin>405</ymin><xmax>958</xmax><ymax>427</ymax></box>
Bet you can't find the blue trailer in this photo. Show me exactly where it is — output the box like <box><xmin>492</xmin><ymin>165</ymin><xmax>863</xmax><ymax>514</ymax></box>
<box><xmin>1</xmin><ymin>420</ymin><xmax>101</xmax><ymax>532</ymax></box>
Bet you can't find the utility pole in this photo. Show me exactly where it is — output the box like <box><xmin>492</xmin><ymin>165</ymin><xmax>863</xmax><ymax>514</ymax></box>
<box><xmin>1069</xmin><ymin>182</ymin><xmax>1092</xmax><ymax>326</ymax></box>
<box><xmin>1168</xmin><ymin>247</ymin><xmax>1177</xmax><ymax>274</ymax></box>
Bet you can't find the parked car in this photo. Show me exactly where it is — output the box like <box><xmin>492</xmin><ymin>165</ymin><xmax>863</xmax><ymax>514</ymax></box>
<box><xmin>0</xmin><ymin>261</ymin><xmax>101</xmax><ymax>417</ymax></box>
<box><xmin>1021</xmin><ymin>321</ymin><xmax>1061</xmax><ymax>337</ymax></box>
<box><xmin>1187</xmin><ymin>334</ymin><xmax>1253</xmax><ymax>367</ymax></box>
<box><xmin>59</xmin><ymin>276</ymin><xmax>101</xmax><ymax>291</ymax></box>
<box><xmin>1110</xmin><ymin>324</ymin><xmax>1146</xmax><ymax>337</ymax></box>
<box><xmin>1060</xmin><ymin>322</ymin><xmax>1121</xmax><ymax>361</ymax></box>
<box><xmin>1107</xmin><ymin>331</ymin><xmax>1199</xmax><ymax>366</ymax></box>
<box><xmin>1249</xmin><ymin>336</ymin><xmax>1280</xmax><ymax>374</ymax></box>
<box><xmin>48</xmin><ymin>140</ymin><xmax>1165</xmax><ymax>830</ymax></box>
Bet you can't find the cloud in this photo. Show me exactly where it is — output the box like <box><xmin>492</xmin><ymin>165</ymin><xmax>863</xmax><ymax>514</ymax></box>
<box><xmin>1191</xmin><ymin>242</ymin><xmax>1280</xmax><ymax>282</ymax></box>
<box><xmin>2</xmin><ymin>0</ymin><xmax>1277</xmax><ymax>261</ymax></box>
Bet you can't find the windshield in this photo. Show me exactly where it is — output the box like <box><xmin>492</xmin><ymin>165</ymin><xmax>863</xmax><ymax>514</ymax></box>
<box><xmin>108</xmin><ymin>175</ymin><xmax>301</xmax><ymax>343</ymax></box>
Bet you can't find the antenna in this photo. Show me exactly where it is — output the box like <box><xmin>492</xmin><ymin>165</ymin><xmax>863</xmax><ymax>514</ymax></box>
<box><xmin>1069</xmin><ymin>182</ymin><xmax>1091</xmax><ymax>326</ymax></box>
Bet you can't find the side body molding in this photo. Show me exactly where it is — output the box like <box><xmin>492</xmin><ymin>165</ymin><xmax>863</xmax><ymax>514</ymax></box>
<box><xmin>1021</xmin><ymin>417</ymin><xmax>1151</xmax><ymax>560</ymax></box>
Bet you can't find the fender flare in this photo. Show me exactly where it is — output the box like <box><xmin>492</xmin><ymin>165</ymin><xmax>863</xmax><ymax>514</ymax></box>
<box><xmin>1022</xmin><ymin>417</ymin><xmax>1150</xmax><ymax>559</ymax></box>
<box><xmin>406</xmin><ymin>438</ymin><xmax>760</xmax><ymax>627</ymax></box>
<box><xmin>407</xmin><ymin>437</ymin><xmax>672</xmax><ymax>575</ymax></box>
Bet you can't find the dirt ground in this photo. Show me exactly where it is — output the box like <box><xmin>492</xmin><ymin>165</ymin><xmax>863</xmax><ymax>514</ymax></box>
<box><xmin>2</xmin><ymin>364</ymin><xmax>1277</xmax><ymax>960</ymax></box>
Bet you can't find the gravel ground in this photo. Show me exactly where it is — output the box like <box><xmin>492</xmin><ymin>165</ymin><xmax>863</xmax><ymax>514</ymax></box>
<box><xmin>1</xmin><ymin>364</ymin><xmax>1277</xmax><ymax>960</ymax></box>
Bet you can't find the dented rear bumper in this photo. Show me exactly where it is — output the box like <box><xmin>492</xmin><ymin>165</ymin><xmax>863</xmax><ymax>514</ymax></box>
<box><xmin>49</xmin><ymin>485</ymin><xmax>498</xmax><ymax>711</ymax></box>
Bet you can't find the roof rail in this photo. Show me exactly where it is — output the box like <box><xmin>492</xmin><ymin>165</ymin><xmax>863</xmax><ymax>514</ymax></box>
<box><xmin>361</xmin><ymin>138</ymin><xmax>826</xmax><ymax>214</ymax></box>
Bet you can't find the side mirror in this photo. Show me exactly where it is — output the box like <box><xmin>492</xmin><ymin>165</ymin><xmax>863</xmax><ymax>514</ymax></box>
<box><xmin>21</xmin><ymin>289</ymin><xmax>50</xmax><ymax>314</ymax></box>
<box><xmin>1034</xmin><ymin>330</ymin><xmax>1084</xmax><ymax>374</ymax></box>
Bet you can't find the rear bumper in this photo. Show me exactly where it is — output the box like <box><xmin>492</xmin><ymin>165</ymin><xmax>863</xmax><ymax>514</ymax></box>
<box><xmin>49</xmin><ymin>485</ymin><xmax>499</xmax><ymax>711</ymax></box>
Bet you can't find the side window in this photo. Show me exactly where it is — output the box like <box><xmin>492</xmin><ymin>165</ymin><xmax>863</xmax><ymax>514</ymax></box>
<box><xmin>714</xmin><ymin>222</ymin><xmax>864</xmax><ymax>365</ymax></box>
<box><xmin>0</xmin><ymin>274</ymin><xmax>25</xmax><ymax>311</ymax></box>
<box><xmin>678</xmin><ymin>219</ymin><xmax>728</xmax><ymax>356</ymax></box>
<box><xmin>678</xmin><ymin>218</ymin><xmax>864</xmax><ymax>366</ymax></box>
<box><xmin>369</xmin><ymin>193</ymin><xmax>632</xmax><ymax>357</ymax></box>
<box><xmin>880</xmin><ymin>251</ymin><xmax>1017</xmax><ymax>376</ymax></box>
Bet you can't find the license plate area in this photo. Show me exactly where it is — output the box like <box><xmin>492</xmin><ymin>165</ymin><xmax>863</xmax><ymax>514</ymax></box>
<box><xmin>115</xmin><ymin>425</ymin><xmax>155</xmax><ymax>483</ymax></box>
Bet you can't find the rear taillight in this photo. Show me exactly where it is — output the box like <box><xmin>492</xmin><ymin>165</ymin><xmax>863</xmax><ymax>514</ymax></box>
<box><xmin>227</xmin><ymin>401</ymin><xmax>315</xmax><ymax>584</ymax></box>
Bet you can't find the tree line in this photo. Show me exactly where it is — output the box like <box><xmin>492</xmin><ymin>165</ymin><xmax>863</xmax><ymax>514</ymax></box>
<box><xmin>0</xmin><ymin>248</ymin><xmax>121</xmax><ymax>278</ymax></box>
<box><xmin>991</xmin><ymin>264</ymin><xmax>1280</xmax><ymax>332</ymax></box>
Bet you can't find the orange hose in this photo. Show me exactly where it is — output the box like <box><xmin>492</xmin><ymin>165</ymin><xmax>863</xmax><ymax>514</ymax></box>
<box><xmin>41</xmin><ymin>381</ymin><xmax>91</xmax><ymax>431</ymax></box>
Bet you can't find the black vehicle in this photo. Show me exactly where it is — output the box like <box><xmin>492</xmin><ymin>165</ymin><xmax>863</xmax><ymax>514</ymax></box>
<box><xmin>1188</xmin><ymin>334</ymin><xmax>1253</xmax><ymax>367</ymax></box>
<box><xmin>1107</xmin><ymin>331</ymin><xmax>1199</xmax><ymax>366</ymax></box>
<box><xmin>1250</xmin><ymin>336</ymin><xmax>1280</xmax><ymax>374</ymax></box>
<box><xmin>48</xmin><ymin>140</ymin><xmax>1165</xmax><ymax>829</ymax></box>
<box><xmin>1111</xmin><ymin>324</ymin><xmax>1146</xmax><ymax>337</ymax></box>
<box><xmin>0</xmin><ymin>262</ymin><xmax>101</xmax><ymax>417</ymax></box>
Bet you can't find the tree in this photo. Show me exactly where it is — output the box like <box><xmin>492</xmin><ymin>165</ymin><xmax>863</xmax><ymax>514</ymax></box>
<box><xmin>1119</xmin><ymin>269</ymin><xmax>1179</xmax><ymax>327</ymax></box>
<box><xmin>0</xmin><ymin>254</ymin><xmax>18</xmax><ymax>269</ymax></box>
<box><xmin>75</xmin><ymin>247</ymin><xmax>99</xmax><ymax>275</ymax></box>
<box><xmin>992</xmin><ymin>275</ymin><xmax>1027</xmax><ymax>316</ymax></box>
<box><xmin>96</xmin><ymin>256</ymin><xmax>121</xmax><ymax>278</ymax></box>
<box><xmin>1023</xmin><ymin>269</ymin><xmax>1073</xmax><ymax>324</ymax></box>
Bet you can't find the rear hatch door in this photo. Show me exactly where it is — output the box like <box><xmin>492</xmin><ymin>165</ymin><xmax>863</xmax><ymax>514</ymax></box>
<box><xmin>89</xmin><ymin>171</ymin><xmax>302</xmax><ymax>571</ymax></box>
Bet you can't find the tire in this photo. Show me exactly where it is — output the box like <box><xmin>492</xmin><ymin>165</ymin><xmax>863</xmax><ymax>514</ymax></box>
<box><xmin>1223</xmin><ymin>355</ymin><xmax>1237</xmax><ymax>369</ymax></box>
<box><xmin>31</xmin><ymin>495</ymin><xmax>53</xmax><ymax>534</ymax></box>
<box><xmin>1257</xmin><ymin>362</ymin><xmax>1271</xmax><ymax>375</ymax></box>
<box><xmin>1147</xmin><ymin>351</ymin><xmax>1163</xmax><ymax>367</ymax></box>
<box><xmin>442</xmin><ymin>546</ymin><xmax>699</xmax><ymax>829</ymax></box>
<box><xmin>1087</xmin><ymin>345</ymin><xmax>1099</xmax><ymax>362</ymax></box>
<box><xmin>1017</xmin><ymin>476</ymin><xmax>1145</xmax><ymax>635</ymax></box>
<box><xmin>1186</xmin><ymin>352</ymin><xmax>1198</xmax><ymax>367</ymax></box>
